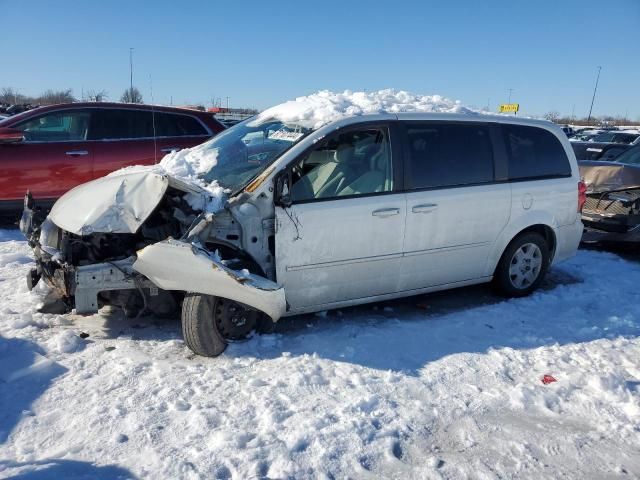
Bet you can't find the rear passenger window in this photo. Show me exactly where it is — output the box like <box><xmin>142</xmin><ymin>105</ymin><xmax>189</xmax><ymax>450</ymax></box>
<box><xmin>503</xmin><ymin>125</ymin><xmax>571</xmax><ymax>180</ymax></box>
<box><xmin>155</xmin><ymin>113</ymin><xmax>208</xmax><ymax>137</ymax></box>
<box><xmin>406</xmin><ymin>123</ymin><xmax>494</xmax><ymax>189</ymax></box>
<box><xmin>89</xmin><ymin>109</ymin><xmax>154</xmax><ymax>140</ymax></box>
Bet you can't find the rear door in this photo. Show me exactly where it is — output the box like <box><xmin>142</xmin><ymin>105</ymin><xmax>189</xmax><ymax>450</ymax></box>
<box><xmin>152</xmin><ymin>111</ymin><xmax>212</xmax><ymax>156</ymax></box>
<box><xmin>275</xmin><ymin>123</ymin><xmax>406</xmax><ymax>311</ymax></box>
<box><xmin>89</xmin><ymin>108</ymin><xmax>157</xmax><ymax>179</ymax></box>
<box><xmin>501</xmin><ymin>124</ymin><xmax>575</xmax><ymax>228</ymax></box>
<box><xmin>0</xmin><ymin>108</ymin><xmax>93</xmax><ymax>201</ymax></box>
<box><xmin>399</xmin><ymin>121</ymin><xmax>511</xmax><ymax>290</ymax></box>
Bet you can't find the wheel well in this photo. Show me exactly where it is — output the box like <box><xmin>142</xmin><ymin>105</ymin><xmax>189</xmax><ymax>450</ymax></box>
<box><xmin>203</xmin><ymin>242</ymin><xmax>266</xmax><ymax>277</ymax></box>
<box><xmin>513</xmin><ymin>224</ymin><xmax>557</xmax><ymax>260</ymax></box>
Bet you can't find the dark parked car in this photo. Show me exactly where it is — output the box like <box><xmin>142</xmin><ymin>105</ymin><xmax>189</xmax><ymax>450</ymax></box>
<box><xmin>0</xmin><ymin>103</ymin><xmax>225</xmax><ymax>214</ymax></box>
<box><xmin>579</xmin><ymin>144</ymin><xmax>640</xmax><ymax>243</ymax></box>
<box><xmin>571</xmin><ymin>141</ymin><xmax>632</xmax><ymax>162</ymax></box>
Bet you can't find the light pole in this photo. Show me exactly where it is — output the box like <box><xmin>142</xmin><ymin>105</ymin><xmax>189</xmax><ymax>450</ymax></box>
<box><xmin>587</xmin><ymin>66</ymin><xmax>601</xmax><ymax>123</ymax></box>
<box><xmin>129</xmin><ymin>48</ymin><xmax>134</xmax><ymax>95</ymax></box>
<box><xmin>508</xmin><ymin>88</ymin><xmax>513</xmax><ymax>104</ymax></box>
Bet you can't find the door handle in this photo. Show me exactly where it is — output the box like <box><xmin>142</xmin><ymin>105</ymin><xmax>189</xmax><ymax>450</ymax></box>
<box><xmin>412</xmin><ymin>203</ymin><xmax>438</xmax><ymax>213</ymax></box>
<box><xmin>160</xmin><ymin>147</ymin><xmax>181</xmax><ymax>153</ymax></box>
<box><xmin>372</xmin><ymin>208</ymin><xmax>400</xmax><ymax>217</ymax></box>
<box><xmin>65</xmin><ymin>150</ymin><xmax>88</xmax><ymax>156</ymax></box>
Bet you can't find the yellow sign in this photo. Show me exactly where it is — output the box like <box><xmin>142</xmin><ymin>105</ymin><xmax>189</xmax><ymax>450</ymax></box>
<box><xmin>499</xmin><ymin>103</ymin><xmax>520</xmax><ymax>113</ymax></box>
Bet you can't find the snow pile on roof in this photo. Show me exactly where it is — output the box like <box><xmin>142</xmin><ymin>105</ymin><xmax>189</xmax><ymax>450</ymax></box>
<box><xmin>251</xmin><ymin>89</ymin><xmax>478</xmax><ymax>129</ymax></box>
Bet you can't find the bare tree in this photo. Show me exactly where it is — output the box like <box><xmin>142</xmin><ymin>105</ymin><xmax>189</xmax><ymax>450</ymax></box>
<box><xmin>544</xmin><ymin>111</ymin><xmax>560</xmax><ymax>123</ymax></box>
<box><xmin>38</xmin><ymin>89</ymin><xmax>75</xmax><ymax>105</ymax></box>
<box><xmin>86</xmin><ymin>89</ymin><xmax>109</xmax><ymax>102</ymax></box>
<box><xmin>120</xmin><ymin>87</ymin><xmax>143</xmax><ymax>104</ymax></box>
<box><xmin>0</xmin><ymin>87</ymin><xmax>25</xmax><ymax>104</ymax></box>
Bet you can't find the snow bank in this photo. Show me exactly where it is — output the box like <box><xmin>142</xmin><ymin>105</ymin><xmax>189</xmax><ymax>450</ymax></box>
<box><xmin>250</xmin><ymin>89</ymin><xmax>478</xmax><ymax>129</ymax></box>
<box><xmin>2</xmin><ymin>228</ymin><xmax>640</xmax><ymax>478</ymax></box>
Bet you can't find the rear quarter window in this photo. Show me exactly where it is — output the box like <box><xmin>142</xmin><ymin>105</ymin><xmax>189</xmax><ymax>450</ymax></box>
<box><xmin>503</xmin><ymin>124</ymin><xmax>571</xmax><ymax>180</ymax></box>
<box><xmin>155</xmin><ymin>113</ymin><xmax>208</xmax><ymax>137</ymax></box>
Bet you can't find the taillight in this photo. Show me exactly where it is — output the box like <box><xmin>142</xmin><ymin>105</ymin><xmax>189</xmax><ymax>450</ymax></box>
<box><xmin>578</xmin><ymin>180</ymin><xmax>587</xmax><ymax>212</ymax></box>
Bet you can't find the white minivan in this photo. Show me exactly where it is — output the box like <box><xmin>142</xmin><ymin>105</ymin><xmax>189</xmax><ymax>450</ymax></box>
<box><xmin>22</xmin><ymin>98</ymin><xmax>584</xmax><ymax>357</ymax></box>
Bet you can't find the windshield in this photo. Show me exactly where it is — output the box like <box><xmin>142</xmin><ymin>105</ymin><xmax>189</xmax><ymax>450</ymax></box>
<box><xmin>200</xmin><ymin>118</ymin><xmax>312</xmax><ymax>191</ymax></box>
<box><xmin>614</xmin><ymin>145</ymin><xmax>640</xmax><ymax>165</ymax></box>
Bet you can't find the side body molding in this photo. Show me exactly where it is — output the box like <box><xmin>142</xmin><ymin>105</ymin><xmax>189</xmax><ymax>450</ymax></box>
<box><xmin>133</xmin><ymin>240</ymin><xmax>286</xmax><ymax>321</ymax></box>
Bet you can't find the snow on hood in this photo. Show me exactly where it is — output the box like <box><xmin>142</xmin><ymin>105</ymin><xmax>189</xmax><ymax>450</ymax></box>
<box><xmin>106</xmin><ymin>142</ymin><xmax>226</xmax><ymax>213</ymax></box>
<box><xmin>249</xmin><ymin>89</ymin><xmax>478</xmax><ymax>129</ymax></box>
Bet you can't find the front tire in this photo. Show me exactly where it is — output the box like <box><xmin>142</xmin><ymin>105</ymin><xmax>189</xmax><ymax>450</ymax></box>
<box><xmin>181</xmin><ymin>294</ymin><xmax>227</xmax><ymax>357</ymax></box>
<box><xmin>494</xmin><ymin>232</ymin><xmax>550</xmax><ymax>297</ymax></box>
<box><xmin>181</xmin><ymin>294</ymin><xmax>265</xmax><ymax>357</ymax></box>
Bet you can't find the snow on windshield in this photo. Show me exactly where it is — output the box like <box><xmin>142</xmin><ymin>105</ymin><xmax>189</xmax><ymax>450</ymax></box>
<box><xmin>249</xmin><ymin>89</ymin><xmax>477</xmax><ymax>129</ymax></box>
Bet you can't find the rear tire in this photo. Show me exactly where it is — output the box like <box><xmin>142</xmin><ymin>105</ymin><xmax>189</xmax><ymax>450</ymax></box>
<box><xmin>494</xmin><ymin>232</ymin><xmax>550</xmax><ymax>297</ymax></box>
<box><xmin>181</xmin><ymin>294</ymin><xmax>227</xmax><ymax>357</ymax></box>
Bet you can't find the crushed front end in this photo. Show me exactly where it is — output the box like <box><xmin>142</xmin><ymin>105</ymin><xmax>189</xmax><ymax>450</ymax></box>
<box><xmin>579</xmin><ymin>161</ymin><xmax>640</xmax><ymax>244</ymax></box>
<box><xmin>19</xmin><ymin>183</ymin><xmax>197</xmax><ymax>315</ymax></box>
<box><xmin>19</xmin><ymin>170</ymin><xmax>285</xmax><ymax>322</ymax></box>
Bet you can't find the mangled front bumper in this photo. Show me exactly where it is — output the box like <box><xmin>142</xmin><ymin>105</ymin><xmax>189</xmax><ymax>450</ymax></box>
<box><xmin>22</xmin><ymin>231</ymin><xmax>286</xmax><ymax>320</ymax></box>
<box><xmin>581</xmin><ymin>189</ymin><xmax>640</xmax><ymax>243</ymax></box>
<box><xmin>133</xmin><ymin>240</ymin><xmax>286</xmax><ymax>321</ymax></box>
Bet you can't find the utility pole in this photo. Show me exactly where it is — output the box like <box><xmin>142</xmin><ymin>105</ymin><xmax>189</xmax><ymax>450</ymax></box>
<box><xmin>508</xmin><ymin>88</ymin><xmax>513</xmax><ymax>104</ymax></box>
<box><xmin>129</xmin><ymin>48</ymin><xmax>134</xmax><ymax>94</ymax></box>
<box><xmin>226</xmin><ymin>96</ymin><xmax>230</xmax><ymax>111</ymax></box>
<box><xmin>587</xmin><ymin>66</ymin><xmax>601</xmax><ymax>123</ymax></box>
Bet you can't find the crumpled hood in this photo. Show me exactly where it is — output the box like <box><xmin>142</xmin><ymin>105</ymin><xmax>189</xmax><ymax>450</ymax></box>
<box><xmin>49</xmin><ymin>171</ymin><xmax>206</xmax><ymax>235</ymax></box>
<box><xmin>579</xmin><ymin>160</ymin><xmax>640</xmax><ymax>193</ymax></box>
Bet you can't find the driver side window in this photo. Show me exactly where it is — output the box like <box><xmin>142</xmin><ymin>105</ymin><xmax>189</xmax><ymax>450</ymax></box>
<box><xmin>16</xmin><ymin>110</ymin><xmax>90</xmax><ymax>142</ymax></box>
<box><xmin>290</xmin><ymin>127</ymin><xmax>392</xmax><ymax>202</ymax></box>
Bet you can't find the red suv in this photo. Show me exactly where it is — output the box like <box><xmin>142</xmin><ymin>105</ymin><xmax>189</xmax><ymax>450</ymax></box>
<box><xmin>0</xmin><ymin>103</ymin><xmax>225</xmax><ymax>213</ymax></box>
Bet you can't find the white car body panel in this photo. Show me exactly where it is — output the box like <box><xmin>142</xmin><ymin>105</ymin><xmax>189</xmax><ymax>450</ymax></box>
<box><xmin>49</xmin><ymin>172</ymin><xmax>170</xmax><ymax>235</ymax></box>
<box><xmin>133</xmin><ymin>240</ymin><xmax>286</xmax><ymax>321</ymax></box>
<box><xmin>401</xmin><ymin>183</ymin><xmax>512</xmax><ymax>290</ymax></box>
<box><xmin>275</xmin><ymin>194</ymin><xmax>406</xmax><ymax>310</ymax></box>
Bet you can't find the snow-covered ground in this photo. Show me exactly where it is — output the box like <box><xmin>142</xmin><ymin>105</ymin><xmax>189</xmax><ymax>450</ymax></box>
<box><xmin>0</xmin><ymin>227</ymin><xmax>639</xmax><ymax>479</ymax></box>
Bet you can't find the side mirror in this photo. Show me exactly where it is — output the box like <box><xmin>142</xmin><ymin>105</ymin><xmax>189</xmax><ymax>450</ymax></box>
<box><xmin>274</xmin><ymin>171</ymin><xmax>292</xmax><ymax>208</ymax></box>
<box><xmin>0</xmin><ymin>127</ymin><xmax>25</xmax><ymax>144</ymax></box>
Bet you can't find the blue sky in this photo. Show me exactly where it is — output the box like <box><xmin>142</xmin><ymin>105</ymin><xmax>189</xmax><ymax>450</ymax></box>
<box><xmin>2</xmin><ymin>0</ymin><xmax>639</xmax><ymax>119</ymax></box>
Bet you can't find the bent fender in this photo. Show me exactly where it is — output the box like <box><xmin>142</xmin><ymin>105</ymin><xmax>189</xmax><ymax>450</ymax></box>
<box><xmin>133</xmin><ymin>240</ymin><xmax>286</xmax><ymax>321</ymax></box>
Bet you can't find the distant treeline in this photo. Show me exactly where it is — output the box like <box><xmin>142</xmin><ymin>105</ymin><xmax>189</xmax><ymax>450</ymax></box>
<box><xmin>542</xmin><ymin>110</ymin><xmax>635</xmax><ymax>127</ymax></box>
<box><xmin>0</xmin><ymin>86</ymin><xmax>258</xmax><ymax>113</ymax></box>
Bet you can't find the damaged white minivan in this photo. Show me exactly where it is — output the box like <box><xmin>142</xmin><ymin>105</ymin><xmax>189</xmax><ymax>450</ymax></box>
<box><xmin>20</xmin><ymin>92</ymin><xmax>584</xmax><ymax>357</ymax></box>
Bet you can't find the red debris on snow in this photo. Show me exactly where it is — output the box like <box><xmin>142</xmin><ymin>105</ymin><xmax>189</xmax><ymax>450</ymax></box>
<box><xmin>541</xmin><ymin>375</ymin><xmax>557</xmax><ymax>385</ymax></box>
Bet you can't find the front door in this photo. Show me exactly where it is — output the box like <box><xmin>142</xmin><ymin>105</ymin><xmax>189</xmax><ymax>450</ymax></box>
<box><xmin>275</xmin><ymin>124</ymin><xmax>406</xmax><ymax>311</ymax></box>
<box><xmin>0</xmin><ymin>109</ymin><xmax>93</xmax><ymax>201</ymax></box>
<box><xmin>399</xmin><ymin>121</ymin><xmax>511</xmax><ymax>290</ymax></box>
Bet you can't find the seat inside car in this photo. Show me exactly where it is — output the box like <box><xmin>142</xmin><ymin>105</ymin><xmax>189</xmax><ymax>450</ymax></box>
<box><xmin>292</xmin><ymin>141</ymin><xmax>373</xmax><ymax>199</ymax></box>
<box><xmin>337</xmin><ymin>142</ymin><xmax>390</xmax><ymax>196</ymax></box>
